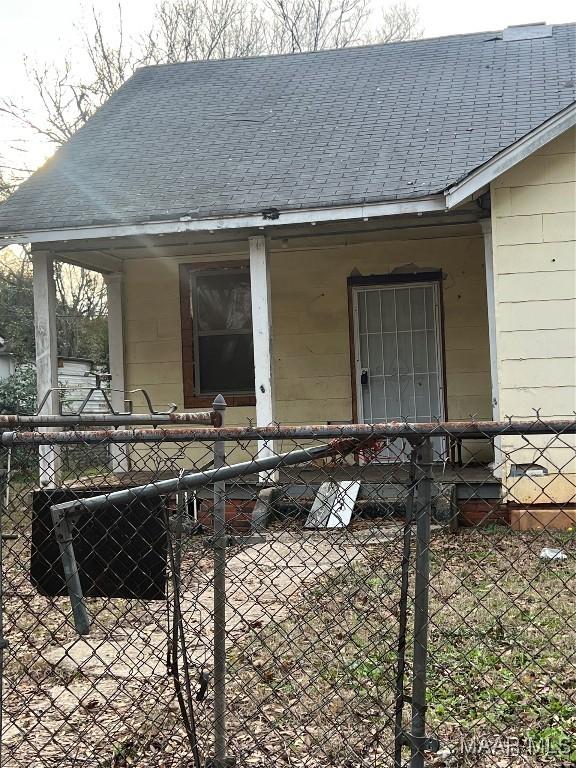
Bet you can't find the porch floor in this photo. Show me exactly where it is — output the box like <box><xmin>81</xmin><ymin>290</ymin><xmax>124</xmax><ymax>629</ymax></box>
<box><xmin>65</xmin><ymin>463</ymin><xmax>499</xmax><ymax>504</ymax></box>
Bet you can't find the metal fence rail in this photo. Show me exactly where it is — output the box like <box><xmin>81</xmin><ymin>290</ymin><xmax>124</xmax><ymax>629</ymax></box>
<box><xmin>0</xmin><ymin>407</ymin><xmax>575</xmax><ymax>767</ymax></box>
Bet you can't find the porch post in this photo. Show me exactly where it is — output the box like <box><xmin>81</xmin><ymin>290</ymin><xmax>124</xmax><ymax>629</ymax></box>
<box><xmin>32</xmin><ymin>251</ymin><xmax>61</xmax><ymax>486</ymax></box>
<box><xmin>481</xmin><ymin>218</ymin><xmax>502</xmax><ymax>476</ymax></box>
<box><xmin>249</xmin><ymin>236</ymin><xmax>276</xmax><ymax>477</ymax></box>
<box><xmin>104</xmin><ymin>272</ymin><xmax>129</xmax><ymax>472</ymax></box>
<box><xmin>481</xmin><ymin>219</ymin><xmax>500</xmax><ymax>421</ymax></box>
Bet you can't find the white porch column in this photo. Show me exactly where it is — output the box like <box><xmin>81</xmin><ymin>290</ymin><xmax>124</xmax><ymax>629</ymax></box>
<box><xmin>481</xmin><ymin>218</ymin><xmax>502</xmax><ymax>476</ymax></box>
<box><xmin>104</xmin><ymin>272</ymin><xmax>129</xmax><ymax>472</ymax></box>
<box><xmin>481</xmin><ymin>219</ymin><xmax>500</xmax><ymax>420</ymax></box>
<box><xmin>32</xmin><ymin>251</ymin><xmax>61</xmax><ymax>486</ymax></box>
<box><xmin>249</xmin><ymin>236</ymin><xmax>276</xmax><ymax>478</ymax></box>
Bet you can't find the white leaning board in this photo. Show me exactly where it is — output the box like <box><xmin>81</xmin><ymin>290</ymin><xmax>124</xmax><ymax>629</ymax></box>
<box><xmin>305</xmin><ymin>481</ymin><xmax>361</xmax><ymax>529</ymax></box>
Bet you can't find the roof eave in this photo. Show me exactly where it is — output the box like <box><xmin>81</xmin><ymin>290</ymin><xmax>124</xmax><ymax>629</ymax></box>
<box><xmin>3</xmin><ymin>99</ymin><xmax>574</xmax><ymax>247</ymax></box>
<box><xmin>0</xmin><ymin>195</ymin><xmax>447</xmax><ymax>246</ymax></box>
<box><xmin>445</xmin><ymin>101</ymin><xmax>576</xmax><ymax>209</ymax></box>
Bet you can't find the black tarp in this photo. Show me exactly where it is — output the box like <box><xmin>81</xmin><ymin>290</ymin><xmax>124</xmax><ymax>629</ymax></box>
<box><xmin>31</xmin><ymin>487</ymin><xmax>167</xmax><ymax>600</ymax></box>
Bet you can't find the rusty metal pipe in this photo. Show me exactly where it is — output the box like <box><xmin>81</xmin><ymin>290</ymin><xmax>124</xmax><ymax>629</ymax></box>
<box><xmin>0</xmin><ymin>409</ymin><xmax>221</xmax><ymax>432</ymax></box>
<box><xmin>49</xmin><ymin>439</ymin><xmax>362</xmax><ymax>518</ymax></box>
<box><xmin>4</xmin><ymin>418</ymin><xmax>576</xmax><ymax>446</ymax></box>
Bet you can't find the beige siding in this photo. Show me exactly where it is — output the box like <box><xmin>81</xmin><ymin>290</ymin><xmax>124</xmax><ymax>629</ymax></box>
<box><xmin>123</xmin><ymin>257</ymin><xmax>255</xmax><ymax>426</ymax></box>
<box><xmin>491</xmin><ymin>126</ymin><xmax>576</xmax><ymax>420</ymax></box>
<box><xmin>123</xmin><ymin>231</ymin><xmax>492</xmax><ymax>429</ymax></box>
<box><xmin>491</xmin><ymin>126</ymin><xmax>576</xmax><ymax>481</ymax></box>
<box><xmin>271</xmin><ymin>235</ymin><xmax>490</xmax><ymax>424</ymax></box>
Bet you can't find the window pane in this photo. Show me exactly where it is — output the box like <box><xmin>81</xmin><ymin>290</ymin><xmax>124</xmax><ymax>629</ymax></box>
<box><xmin>198</xmin><ymin>334</ymin><xmax>255</xmax><ymax>393</ymax></box>
<box><xmin>381</xmin><ymin>291</ymin><xmax>396</xmax><ymax>332</ymax></box>
<box><xmin>397</xmin><ymin>331</ymin><xmax>413</xmax><ymax>374</ymax></box>
<box><xmin>196</xmin><ymin>272</ymin><xmax>252</xmax><ymax>331</ymax></box>
<box><xmin>368</xmin><ymin>375</ymin><xmax>386</xmax><ymax>422</ymax></box>
<box><xmin>358</xmin><ymin>291</ymin><xmax>367</xmax><ymax>334</ymax></box>
<box><xmin>399</xmin><ymin>374</ymin><xmax>415</xmax><ymax>420</ymax></box>
<box><xmin>365</xmin><ymin>291</ymin><xmax>381</xmax><ymax>333</ymax></box>
<box><xmin>368</xmin><ymin>333</ymin><xmax>383</xmax><ymax>374</ymax></box>
<box><xmin>382</xmin><ymin>333</ymin><xmax>398</xmax><ymax>376</ymax></box>
<box><xmin>383</xmin><ymin>375</ymin><xmax>400</xmax><ymax>419</ymax></box>
<box><xmin>412</xmin><ymin>330</ymin><xmax>428</xmax><ymax>373</ymax></box>
<box><xmin>395</xmin><ymin>288</ymin><xmax>411</xmax><ymax>331</ymax></box>
<box><xmin>410</xmin><ymin>287</ymin><xmax>426</xmax><ymax>330</ymax></box>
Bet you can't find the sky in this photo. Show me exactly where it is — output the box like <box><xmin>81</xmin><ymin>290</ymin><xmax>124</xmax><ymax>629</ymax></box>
<box><xmin>1</xmin><ymin>0</ymin><xmax>575</xmax><ymax>175</ymax></box>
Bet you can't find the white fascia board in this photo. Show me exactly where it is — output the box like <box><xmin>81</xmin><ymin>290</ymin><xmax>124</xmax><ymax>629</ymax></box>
<box><xmin>445</xmin><ymin>102</ymin><xmax>576</xmax><ymax>209</ymax></box>
<box><xmin>0</xmin><ymin>195</ymin><xmax>446</xmax><ymax>246</ymax></box>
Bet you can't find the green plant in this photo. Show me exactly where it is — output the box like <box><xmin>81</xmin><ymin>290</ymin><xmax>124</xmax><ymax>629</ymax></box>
<box><xmin>0</xmin><ymin>364</ymin><xmax>36</xmax><ymax>414</ymax></box>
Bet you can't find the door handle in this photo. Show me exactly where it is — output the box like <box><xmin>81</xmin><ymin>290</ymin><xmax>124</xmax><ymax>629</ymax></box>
<box><xmin>360</xmin><ymin>368</ymin><xmax>369</xmax><ymax>388</ymax></box>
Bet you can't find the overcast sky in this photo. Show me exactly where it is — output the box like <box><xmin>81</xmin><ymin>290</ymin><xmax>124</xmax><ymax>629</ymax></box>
<box><xmin>1</xmin><ymin>0</ymin><xmax>574</xmax><ymax>174</ymax></box>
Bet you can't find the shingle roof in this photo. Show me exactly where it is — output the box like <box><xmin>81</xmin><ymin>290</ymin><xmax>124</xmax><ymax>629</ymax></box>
<box><xmin>0</xmin><ymin>24</ymin><xmax>574</xmax><ymax>234</ymax></box>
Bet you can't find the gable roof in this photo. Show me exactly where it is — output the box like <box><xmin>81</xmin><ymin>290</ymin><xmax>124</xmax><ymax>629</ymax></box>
<box><xmin>0</xmin><ymin>23</ymin><xmax>574</xmax><ymax>237</ymax></box>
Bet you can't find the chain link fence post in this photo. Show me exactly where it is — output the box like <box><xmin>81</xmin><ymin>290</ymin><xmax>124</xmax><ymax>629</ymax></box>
<box><xmin>0</xmin><ymin>456</ymin><xmax>7</xmax><ymax>768</ymax></box>
<box><xmin>409</xmin><ymin>437</ymin><xmax>437</xmax><ymax>767</ymax></box>
<box><xmin>209</xmin><ymin>395</ymin><xmax>235</xmax><ymax>768</ymax></box>
<box><xmin>394</xmin><ymin>442</ymin><xmax>418</xmax><ymax>768</ymax></box>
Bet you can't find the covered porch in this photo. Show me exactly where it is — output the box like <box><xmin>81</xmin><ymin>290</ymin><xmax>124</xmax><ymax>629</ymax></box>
<box><xmin>30</xmin><ymin>206</ymin><xmax>499</xmax><ymax>457</ymax></box>
<box><xmin>27</xmin><ymin>205</ymin><xmax>505</xmax><ymax>518</ymax></box>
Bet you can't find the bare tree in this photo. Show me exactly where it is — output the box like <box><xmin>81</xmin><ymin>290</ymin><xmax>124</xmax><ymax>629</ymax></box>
<box><xmin>0</xmin><ymin>0</ymin><xmax>420</xmax><ymax>177</ymax></box>
<box><xmin>53</xmin><ymin>261</ymin><xmax>108</xmax><ymax>360</ymax></box>
<box><xmin>0</xmin><ymin>169</ymin><xmax>16</xmax><ymax>202</ymax></box>
<box><xmin>265</xmin><ymin>0</ymin><xmax>370</xmax><ymax>53</ymax></box>
<box><xmin>0</xmin><ymin>250</ymin><xmax>108</xmax><ymax>363</ymax></box>
<box><xmin>368</xmin><ymin>1</ymin><xmax>421</xmax><ymax>44</ymax></box>
<box><xmin>0</xmin><ymin>0</ymin><xmax>419</xmax><ymax>365</ymax></box>
<box><xmin>145</xmin><ymin>0</ymin><xmax>269</xmax><ymax>63</ymax></box>
<box><xmin>0</xmin><ymin>4</ymin><xmax>144</xmax><ymax>152</ymax></box>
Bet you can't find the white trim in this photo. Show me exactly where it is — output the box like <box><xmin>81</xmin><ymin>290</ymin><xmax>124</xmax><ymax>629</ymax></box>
<box><xmin>32</xmin><ymin>252</ymin><xmax>61</xmax><ymax>486</ymax></box>
<box><xmin>249</xmin><ymin>235</ymin><xmax>276</xmax><ymax>481</ymax></box>
<box><xmin>52</xmin><ymin>250</ymin><xmax>123</xmax><ymax>274</ymax></box>
<box><xmin>352</xmin><ymin>290</ymin><xmax>363</xmax><ymax>421</ymax></box>
<box><xmin>0</xmin><ymin>196</ymin><xmax>447</xmax><ymax>245</ymax></box>
<box><xmin>480</xmin><ymin>218</ymin><xmax>503</xmax><ymax>478</ymax></box>
<box><xmin>446</xmin><ymin>103</ymin><xmax>576</xmax><ymax>209</ymax></box>
<box><xmin>104</xmin><ymin>272</ymin><xmax>129</xmax><ymax>472</ymax></box>
<box><xmin>480</xmin><ymin>220</ymin><xmax>500</xmax><ymax>421</ymax></box>
<box><xmin>249</xmin><ymin>235</ymin><xmax>274</xmax><ymax>427</ymax></box>
<box><xmin>104</xmin><ymin>273</ymin><xmax>126</xmax><ymax>413</ymax></box>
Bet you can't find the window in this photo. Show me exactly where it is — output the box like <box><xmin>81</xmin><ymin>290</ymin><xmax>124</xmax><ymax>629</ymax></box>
<box><xmin>180</xmin><ymin>264</ymin><xmax>255</xmax><ymax>406</ymax></box>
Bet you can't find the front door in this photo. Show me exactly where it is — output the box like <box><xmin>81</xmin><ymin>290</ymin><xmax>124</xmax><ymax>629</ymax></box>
<box><xmin>352</xmin><ymin>280</ymin><xmax>445</xmax><ymax>458</ymax></box>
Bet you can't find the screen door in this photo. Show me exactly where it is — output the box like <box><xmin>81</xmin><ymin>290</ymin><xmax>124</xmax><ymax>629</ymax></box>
<box><xmin>353</xmin><ymin>281</ymin><xmax>445</xmax><ymax>459</ymax></box>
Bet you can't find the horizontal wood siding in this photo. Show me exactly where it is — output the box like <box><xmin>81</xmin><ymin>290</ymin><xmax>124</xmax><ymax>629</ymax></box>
<box><xmin>122</xmin><ymin>229</ymin><xmax>491</xmax><ymax>433</ymax></box>
<box><xmin>491</xmin><ymin>126</ymin><xmax>576</xmax><ymax>479</ymax></box>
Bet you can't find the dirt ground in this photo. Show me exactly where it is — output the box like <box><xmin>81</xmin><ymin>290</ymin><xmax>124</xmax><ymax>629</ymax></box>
<box><xmin>1</xmin><ymin>521</ymin><xmax>574</xmax><ymax>768</ymax></box>
<box><xmin>1</xmin><ymin>523</ymin><xmax>394</xmax><ymax>767</ymax></box>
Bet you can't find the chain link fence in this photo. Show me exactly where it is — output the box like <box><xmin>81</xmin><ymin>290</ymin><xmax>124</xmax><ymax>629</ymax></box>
<box><xmin>0</xmin><ymin>405</ymin><xmax>575</xmax><ymax>767</ymax></box>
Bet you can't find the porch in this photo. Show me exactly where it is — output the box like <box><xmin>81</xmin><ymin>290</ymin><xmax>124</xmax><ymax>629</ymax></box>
<box><xmin>30</xmin><ymin>208</ymin><xmax>498</xmax><ymax>471</ymax></box>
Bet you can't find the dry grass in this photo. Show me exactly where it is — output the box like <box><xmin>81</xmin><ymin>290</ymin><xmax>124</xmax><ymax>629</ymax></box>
<box><xmin>1</xmin><ymin>522</ymin><xmax>575</xmax><ymax>767</ymax></box>
<box><xmin>225</xmin><ymin>528</ymin><xmax>576</xmax><ymax>767</ymax></box>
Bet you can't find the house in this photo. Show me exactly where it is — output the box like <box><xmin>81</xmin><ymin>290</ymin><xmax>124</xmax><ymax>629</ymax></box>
<box><xmin>0</xmin><ymin>23</ymin><xmax>574</xmax><ymax>505</ymax></box>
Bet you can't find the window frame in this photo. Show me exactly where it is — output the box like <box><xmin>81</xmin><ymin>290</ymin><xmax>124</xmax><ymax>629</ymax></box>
<box><xmin>179</xmin><ymin>262</ymin><xmax>256</xmax><ymax>408</ymax></box>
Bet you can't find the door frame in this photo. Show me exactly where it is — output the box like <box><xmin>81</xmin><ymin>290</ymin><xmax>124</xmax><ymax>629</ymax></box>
<box><xmin>347</xmin><ymin>271</ymin><xmax>448</xmax><ymax>424</ymax></box>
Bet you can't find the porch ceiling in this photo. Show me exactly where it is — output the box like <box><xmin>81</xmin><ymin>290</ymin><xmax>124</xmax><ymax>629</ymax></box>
<box><xmin>36</xmin><ymin>207</ymin><xmax>485</xmax><ymax>273</ymax></box>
